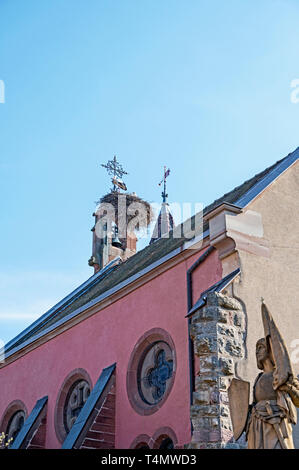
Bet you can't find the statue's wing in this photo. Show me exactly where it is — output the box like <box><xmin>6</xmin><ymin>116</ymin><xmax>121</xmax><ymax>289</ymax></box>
<box><xmin>228</xmin><ymin>378</ymin><xmax>250</xmax><ymax>441</ymax></box>
<box><xmin>261</xmin><ymin>302</ymin><xmax>293</xmax><ymax>389</ymax></box>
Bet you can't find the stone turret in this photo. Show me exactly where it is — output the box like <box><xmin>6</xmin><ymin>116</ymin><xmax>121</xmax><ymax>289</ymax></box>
<box><xmin>150</xmin><ymin>202</ymin><xmax>174</xmax><ymax>244</ymax></box>
<box><xmin>150</xmin><ymin>166</ymin><xmax>174</xmax><ymax>244</ymax></box>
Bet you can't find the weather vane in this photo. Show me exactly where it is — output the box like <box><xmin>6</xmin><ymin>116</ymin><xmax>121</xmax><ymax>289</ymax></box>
<box><xmin>158</xmin><ymin>166</ymin><xmax>170</xmax><ymax>203</ymax></box>
<box><xmin>101</xmin><ymin>155</ymin><xmax>128</xmax><ymax>192</ymax></box>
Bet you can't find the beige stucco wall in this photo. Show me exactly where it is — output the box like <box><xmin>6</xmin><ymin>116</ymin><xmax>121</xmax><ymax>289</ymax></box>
<box><xmin>231</xmin><ymin>159</ymin><xmax>299</xmax><ymax>445</ymax></box>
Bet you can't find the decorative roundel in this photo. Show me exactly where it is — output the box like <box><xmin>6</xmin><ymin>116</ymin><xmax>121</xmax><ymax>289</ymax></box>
<box><xmin>63</xmin><ymin>379</ymin><xmax>90</xmax><ymax>433</ymax></box>
<box><xmin>137</xmin><ymin>341</ymin><xmax>174</xmax><ymax>406</ymax></box>
<box><xmin>6</xmin><ymin>410</ymin><xmax>25</xmax><ymax>441</ymax></box>
<box><xmin>127</xmin><ymin>329</ymin><xmax>176</xmax><ymax>415</ymax></box>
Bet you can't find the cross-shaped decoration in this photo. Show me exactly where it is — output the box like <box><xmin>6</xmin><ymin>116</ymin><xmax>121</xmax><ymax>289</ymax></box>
<box><xmin>101</xmin><ymin>155</ymin><xmax>128</xmax><ymax>192</ymax></box>
<box><xmin>158</xmin><ymin>166</ymin><xmax>170</xmax><ymax>203</ymax></box>
<box><xmin>64</xmin><ymin>380</ymin><xmax>90</xmax><ymax>433</ymax></box>
<box><xmin>146</xmin><ymin>349</ymin><xmax>173</xmax><ymax>402</ymax></box>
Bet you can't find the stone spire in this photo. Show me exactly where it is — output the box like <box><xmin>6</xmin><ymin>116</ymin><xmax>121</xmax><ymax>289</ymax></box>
<box><xmin>149</xmin><ymin>202</ymin><xmax>174</xmax><ymax>244</ymax></box>
<box><xmin>150</xmin><ymin>167</ymin><xmax>174</xmax><ymax>244</ymax></box>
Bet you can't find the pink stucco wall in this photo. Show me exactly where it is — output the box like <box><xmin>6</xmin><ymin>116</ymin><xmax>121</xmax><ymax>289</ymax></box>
<box><xmin>0</xmin><ymin>246</ymin><xmax>222</xmax><ymax>448</ymax></box>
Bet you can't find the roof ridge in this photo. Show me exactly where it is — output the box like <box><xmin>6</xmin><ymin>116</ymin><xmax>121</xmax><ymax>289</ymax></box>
<box><xmin>203</xmin><ymin>153</ymin><xmax>289</xmax><ymax>215</ymax></box>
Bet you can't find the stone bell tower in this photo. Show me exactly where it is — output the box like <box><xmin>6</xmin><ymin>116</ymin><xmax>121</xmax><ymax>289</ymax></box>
<box><xmin>88</xmin><ymin>156</ymin><xmax>152</xmax><ymax>273</ymax></box>
<box><xmin>88</xmin><ymin>201</ymin><xmax>138</xmax><ymax>273</ymax></box>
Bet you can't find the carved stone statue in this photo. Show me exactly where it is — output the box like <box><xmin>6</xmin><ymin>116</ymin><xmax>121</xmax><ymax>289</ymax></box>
<box><xmin>229</xmin><ymin>302</ymin><xmax>299</xmax><ymax>449</ymax></box>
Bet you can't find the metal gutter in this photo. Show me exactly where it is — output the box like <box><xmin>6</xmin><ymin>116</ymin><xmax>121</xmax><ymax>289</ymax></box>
<box><xmin>186</xmin><ymin>247</ymin><xmax>215</xmax><ymax>409</ymax></box>
<box><xmin>186</xmin><ymin>268</ymin><xmax>241</xmax><ymax>318</ymax></box>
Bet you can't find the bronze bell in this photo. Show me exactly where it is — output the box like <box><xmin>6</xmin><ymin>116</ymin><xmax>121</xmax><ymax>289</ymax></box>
<box><xmin>111</xmin><ymin>225</ymin><xmax>122</xmax><ymax>248</ymax></box>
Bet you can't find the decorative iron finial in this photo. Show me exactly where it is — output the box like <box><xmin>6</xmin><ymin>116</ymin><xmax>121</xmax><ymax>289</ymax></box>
<box><xmin>158</xmin><ymin>166</ymin><xmax>170</xmax><ymax>203</ymax></box>
<box><xmin>101</xmin><ymin>155</ymin><xmax>128</xmax><ymax>192</ymax></box>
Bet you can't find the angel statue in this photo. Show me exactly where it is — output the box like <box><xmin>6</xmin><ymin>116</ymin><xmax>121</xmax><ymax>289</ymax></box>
<box><xmin>228</xmin><ymin>301</ymin><xmax>299</xmax><ymax>449</ymax></box>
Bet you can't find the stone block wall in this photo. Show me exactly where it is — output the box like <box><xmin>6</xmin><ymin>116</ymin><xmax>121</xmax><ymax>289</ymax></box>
<box><xmin>189</xmin><ymin>291</ymin><xmax>246</xmax><ymax>449</ymax></box>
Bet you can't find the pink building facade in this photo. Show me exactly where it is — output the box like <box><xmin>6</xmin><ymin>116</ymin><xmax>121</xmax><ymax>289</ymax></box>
<box><xmin>1</xmin><ymin>148</ymin><xmax>299</xmax><ymax>449</ymax></box>
<box><xmin>0</xmin><ymin>239</ymin><xmax>221</xmax><ymax>449</ymax></box>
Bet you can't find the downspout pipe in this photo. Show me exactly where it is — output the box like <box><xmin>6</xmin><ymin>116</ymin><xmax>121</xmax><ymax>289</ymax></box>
<box><xmin>187</xmin><ymin>246</ymin><xmax>215</xmax><ymax>407</ymax></box>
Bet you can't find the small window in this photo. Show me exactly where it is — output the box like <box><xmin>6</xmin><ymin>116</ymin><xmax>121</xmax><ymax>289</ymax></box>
<box><xmin>54</xmin><ymin>368</ymin><xmax>92</xmax><ymax>443</ymax></box>
<box><xmin>135</xmin><ymin>443</ymin><xmax>150</xmax><ymax>449</ymax></box>
<box><xmin>127</xmin><ymin>329</ymin><xmax>176</xmax><ymax>416</ymax></box>
<box><xmin>137</xmin><ymin>342</ymin><xmax>174</xmax><ymax>406</ymax></box>
<box><xmin>6</xmin><ymin>410</ymin><xmax>25</xmax><ymax>441</ymax></box>
<box><xmin>63</xmin><ymin>380</ymin><xmax>90</xmax><ymax>433</ymax></box>
<box><xmin>159</xmin><ymin>437</ymin><xmax>174</xmax><ymax>449</ymax></box>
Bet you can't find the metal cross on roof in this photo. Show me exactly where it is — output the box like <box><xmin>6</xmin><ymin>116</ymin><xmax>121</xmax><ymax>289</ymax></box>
<box><xmin>101</xmin><ymin>155</ymin><xmax>128</xmax><ymax>192</ymax></box>
<box><xmin>158</xmin><ymin>166</ymin><xmax>170</xmax><ymax>203</ymax></box>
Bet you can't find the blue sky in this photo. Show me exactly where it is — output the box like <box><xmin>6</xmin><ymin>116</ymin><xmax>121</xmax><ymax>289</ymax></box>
<box><xmin>0</xmin><ymin>0</ymin><xmax>299</xmax><ymax>344</ymax></box>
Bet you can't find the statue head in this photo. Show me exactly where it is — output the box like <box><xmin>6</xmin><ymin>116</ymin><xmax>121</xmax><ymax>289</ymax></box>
<box><xmin>256</xmin><ymin>337</ymin><xmax>274</xmax><ymax>370</ymax></box>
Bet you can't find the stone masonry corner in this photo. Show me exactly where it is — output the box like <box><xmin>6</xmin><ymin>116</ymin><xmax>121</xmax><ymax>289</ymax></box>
<box><xmin>188</xmin><ymin>291</ymin><xmax>247</xmax><ymax>449</ymax></box>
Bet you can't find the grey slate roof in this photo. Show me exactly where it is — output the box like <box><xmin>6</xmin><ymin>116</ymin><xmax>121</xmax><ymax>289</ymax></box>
<box><xmin>4</xmin><ymin>147</ymin><xmax>299</xmax><ymax>354</ymax></box>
